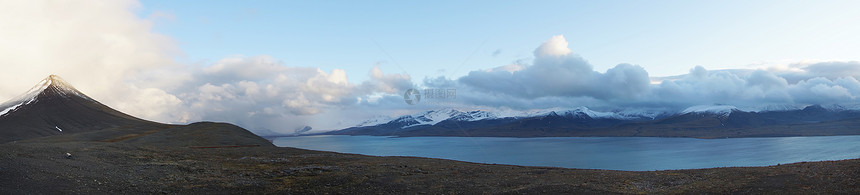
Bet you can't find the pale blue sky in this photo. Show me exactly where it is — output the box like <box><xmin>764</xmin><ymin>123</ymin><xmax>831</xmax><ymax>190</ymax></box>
<box><xmin>139</xmin><ymin>1</ymin><xmax>860</xmax><ymax>85</ymax></box>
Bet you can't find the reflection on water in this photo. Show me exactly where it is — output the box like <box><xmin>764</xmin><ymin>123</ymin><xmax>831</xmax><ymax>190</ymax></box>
<box><xmin>272</xmin><ymin>135</ymin><xmax>860</xmax><ymax>171</ymax></box>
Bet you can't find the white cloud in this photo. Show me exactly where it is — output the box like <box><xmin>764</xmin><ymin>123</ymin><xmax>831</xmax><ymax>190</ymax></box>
<box><xmin>364</xmin><ymin>66</ymin><xmax>412</xmax><ymax>94</ymax></box>
<box><xmin>173</xmin><ymin>55</ymin><xmax>414</xmax><ymax>134</ymax></box>
<box><xmin>459</xmin><ymin>35</ymin><xmax>650</xmax><ymax>100</ymax></box>
<box><xmin>534</xmin><ymin>35</ymin><xmax>572</xmax><ymax>57</ymax></box>
<box><xmin>448</xmin><ymin>36</ymin><xmax>860</xmax><ymax>112</ymax></box>
<box><xmin>203</xmin><ymin>56</ymin><xmax>288</xmax><ymax>81</ymax></box>
<box><xmin>488</xmin><ymin>64</ymin><xmax>525</xmax><ymax>73</ymax></box>
<box><xmin>0</xmin><ymin>0</ymin><xmax>186</xmax><ymax>122</ymax></box>
<box><xmin>112</xmin><ymin>84</ymin><xmax>186</xmax><ymax>122</ymax></box>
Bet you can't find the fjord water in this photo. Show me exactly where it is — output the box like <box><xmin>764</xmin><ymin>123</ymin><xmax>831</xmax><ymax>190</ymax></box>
<box><xmin>272</xmin><ymin>135</ymin><xmax>860</xmax><ymax>171</ymax></box>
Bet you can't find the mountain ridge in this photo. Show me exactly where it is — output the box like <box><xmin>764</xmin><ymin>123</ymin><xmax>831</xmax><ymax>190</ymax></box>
<box><xmin>328</xmin><ymin>104</ymin><xmax>860</xmax><ymax>138</ymax></box>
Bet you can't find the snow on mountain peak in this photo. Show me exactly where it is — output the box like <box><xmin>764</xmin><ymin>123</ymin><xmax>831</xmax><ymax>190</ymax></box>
<box><xmin>414</xmin><ymin>108</ymin><xmax>463</xmax><ymax>122</ymax></box>
<box><xmin>450</xmin><ymin>110</ymin><xmax>498</xmax><ymax>121</ymax></box>
<box><xmin>531</xmin><ymin>107</ymin><xmax>646</xmax><ymax>120</ymax></box>
<box><xmin>818</xmin><ymin>104</ymin><xmax>860</xmax><ymax>111</ymax></box>
<box><xmin>347</xmin><ymin>103</ymin><xmax>860</xmax><ymax>131</ymax></box>
<box><xmin>681</xmin><ymin>105</ymin><xmax>738</xmax><ymax>116</ymax></box>
<box><xmin>354</xmin><ymin>108</ymin><xmax>504</xmax><ymax>129</ymax></box>
<box><xmin>355</xmin><ymin>115</ymin><xmax>395</xmax><ymax>127</ymax></box>
<box><xmin>44</xmin><ymin>75</ymin><xmax>91</xmax><ymax>100</ymax></box>
<box><xmin>737</xmin><ymin>104</ymin><xmax>802</xmax><ymax>112</ymax></box>
<box><xmin>403</xmin><ymin>108</ymin><xmax>465</xmax><ymax>128</ymax></box>
<box><xmin>0</xmin><ymin>102</ymin><xmax>23</xmax><ymax>117</ymax></box>
<box><xmin>0</xmin><ymin>75</ymin><xmax>92</xmax><ymax>117</ymax></box>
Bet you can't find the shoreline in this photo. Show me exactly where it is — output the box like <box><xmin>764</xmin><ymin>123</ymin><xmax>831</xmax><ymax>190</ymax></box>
<box><xmin>271</xmin><ymin>134</ymin><xmax>860</xmax><ymax>171</ymax></box>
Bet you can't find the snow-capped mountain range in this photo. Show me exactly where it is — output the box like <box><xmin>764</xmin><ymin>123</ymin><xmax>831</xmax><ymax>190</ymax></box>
<box><xmin>353</xmin><ymin>106</ymin><xmax>713</xmax><ymax>129</ymax></box>
<box><xmin>356</xmin><ymin>108</ymin><xmax>500</xmax><ymax>129</ymax></box>
<box><xmin>327</xmin><ymin>103</ymin><xmax>860</xmax><ymax>138</ymax></box>
<box><xmin>680</xmin><ymin>105</ymin><xmax>739</xmax><ymax>117</ymax></box>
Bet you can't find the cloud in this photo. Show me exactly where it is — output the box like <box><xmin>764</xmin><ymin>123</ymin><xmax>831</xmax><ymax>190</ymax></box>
<box><xmin>362</xmin><ymin>66</ymin><xmax>412</xmax><ymax>94</ymax></box>
<box><xmin>600</xmin><ymin>63</ymin><xmax>650</xmax><ymax>99</ymax></box>
<box><xmin>650</xmin><ymin>67</ymin><xmax>789</xmax><ymax>107</ymax></box>
<box><xmin>770</xmin><ymin>61</ymin><xmax>860</xmax><ymax>84</ymax></box>
<box><xmin>647</xmin><ymin>65</ymin><xmax>860</xmax><ymax>107</ymax></box>
<box><xmin>202</xmin><ymin>56</ymin><xmax>289</xmax><ymax>82</ymax></box>
<box><xmin>534</xmin><ymin>35</ymin><xmax>572</xmax><ymax>57</ymax></box>
<box><xmin>446</xmin><ymin>35</ymin><xmax>860</xmax><ymax>112</ymax></box>
<box><xmin>459</xmin><ymin>35</ymin><xmax>650</xmax><ymax>100</ymax></box>
<box><xmin>787</xmin><ymin>77</ymin><xmax>859</xmax><ymax>104</ymax></box>
<box><xmin>175</xmin><ymin>55</ymin><xmax>415</xmax><ymax>134</ymax></box>
<box><xmin>802</xmin><ymin>61</ymin><xmax>860</xmax><ymax>79</ymax></box>
<box><xmin>0</xmin><ymin>1</ymin><xmax>420</xmax><ymax>134</ymax></box>
<box><xmin>747</xmin><ymin>70</ymin><xmax>788</xmax><ymax>91</ymax></box>
<box><xmin>0</xmin><ymin>0</ymin><xmax>186</xmax><ymax>122</ymax></box>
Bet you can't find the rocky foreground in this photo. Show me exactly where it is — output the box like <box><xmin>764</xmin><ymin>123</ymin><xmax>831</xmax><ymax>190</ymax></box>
<box><xmin>2</xmin><ymin>132</ymin><xmax>859</xmax><ymax>193</ymax></box>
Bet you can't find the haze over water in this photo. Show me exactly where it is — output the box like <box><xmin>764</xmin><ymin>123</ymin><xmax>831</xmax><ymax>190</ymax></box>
<box><xmin>274</xmin><ymin>135</ymin><xmax>860</xmax><ymax>171</ymax></box>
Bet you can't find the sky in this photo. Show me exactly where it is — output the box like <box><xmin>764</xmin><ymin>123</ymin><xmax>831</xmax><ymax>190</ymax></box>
<box><xmin>2</xmin><ymin>0</ymin><xmax>860</xmax><ymax>135</ymax></box>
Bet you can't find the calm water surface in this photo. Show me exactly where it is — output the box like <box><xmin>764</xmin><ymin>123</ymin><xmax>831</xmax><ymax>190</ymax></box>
<box><xmin>272</xmin><ymin>135</ymin><xmax>860</xmax><ymax>171</ymax></box>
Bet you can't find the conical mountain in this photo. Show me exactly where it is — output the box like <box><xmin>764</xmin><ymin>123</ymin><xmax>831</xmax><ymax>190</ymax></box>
<box><xmin>0</xmin><ymin>75</ymin><xmax>160</xmax><ymax>143</ymax></box>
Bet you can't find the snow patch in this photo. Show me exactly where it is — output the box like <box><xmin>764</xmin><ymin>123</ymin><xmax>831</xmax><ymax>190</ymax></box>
<box><xmin>349</xmin><ymin>103</ymin><xmax>860</xmax><ymax>130</ymax></box>
<box><xmin>818</xmin><ymin>104</ymin><xmax>860</xmax><ymax>111</ymax></box>
<box><xmin>0</xmin><ymin>102</ymin><xmax>24</xmax><ymax>116</ymax></box>
<box><xmin>55</xmin><ymin>126</ymin><xmax>63</xmax><ymax>132</ymax></box>
<box><xmin>357</xmin><ymin>108</ymin><xmax>505</xmax><ymax>129</ymax></box>
<box><xmin>736</xmin><ymin>104</ymin><xmax>802</xmax><ymax>112</ymax></box>
<box><xmin>402</xmin><ymin>108</ymin><xmax>464</xmax><ymax>128</ymax></box>
<box><xmin>355</xmin><ymin>115</ymin><xmax>394</xmax><ymax>127</ymax></box>
<box><xmin>530</xmin><ymin>107</ymin><xmax>646</xmax><ymax>120</ymax></box>
<box><xmin>356</xmin><ymin>106</ymin><xmax>672</xmax><ymax>129</ymax></box>
<box><xmin>615</xmin><ymin>109</ymin><xmax>671</xmax><ymax>120</ymax></box>
<box><xmin>681</xmin><ymin>105</ymin><xmax>738</xmax><ymax>116</ymax></box>
<box><xmin>44</xmin><ymin>75</ymin><xmax>93</xmax><ymax>100</ymax></box>
<box><xmin>450</xmin><ymin>110</ymin><xmax>498</xmax><ymax>121</ymax></box>
<box><xmin>0</xmin><ymin>75</ymin><xmax>96</xmax><ymax>117</ymax></box>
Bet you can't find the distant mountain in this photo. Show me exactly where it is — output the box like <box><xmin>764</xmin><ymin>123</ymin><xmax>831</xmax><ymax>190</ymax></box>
<box><xmin>347</xmin><ymin>107</ymin><xmax>656</xmax><ymax>131</ymax></box>
<box><xmin>326</xmin><ymin>104</ymin><xmax>860</xmax><ymax>138</ymax></box>
<box><xmin>332</xmin><ymin>108</ymin><xmax>495</xmax><ymax>136</ymax></box>
<box><xmin>354</xmin><ymin>115</ymin><xmax>394</xmax><ymax>127</ymax></box>
<box><xmin>328</xmin><ymin>107</ymin><xmax>656</xmax><ymax>137</ymax></box>
<box><xmin>0</xmin><ymin>75</ymin><xmax>272</xmax><ymax>147</ymax></box>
